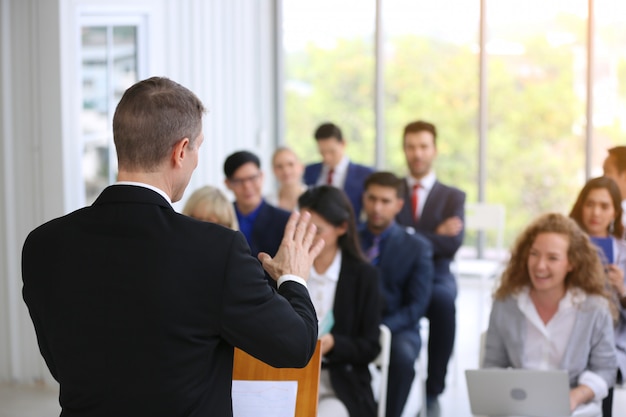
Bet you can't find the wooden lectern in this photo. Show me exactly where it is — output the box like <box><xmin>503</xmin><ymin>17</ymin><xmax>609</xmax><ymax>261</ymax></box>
<box><xmin>232</xmin><ymin>341</ymin><xmax>322</xmax><ymax>417</ymax></box>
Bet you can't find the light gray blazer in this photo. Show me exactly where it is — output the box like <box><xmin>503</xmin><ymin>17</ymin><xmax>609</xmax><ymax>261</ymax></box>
<box><xmin>482</xmin><ymin>291</ymin><xmax>617</xmax><ymax>389</ymax></box>
<box><xmin>613</xmin><ymin>238</ymin><xmax>626</xmax><ymax>377</ymax></box>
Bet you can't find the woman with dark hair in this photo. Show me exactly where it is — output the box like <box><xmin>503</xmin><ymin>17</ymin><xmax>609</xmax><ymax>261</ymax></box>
<box><xmin>483</xmin><ymin>213</ymin><xmax>617</xmax><ymax>417</ymax></box>
<box><xmin>298</xmin><ymin>185</ymin><xmax>382</xmax><ymax>417</ymax></box>
<box><xmin>569</xmin><ymin>176</ymin><xmax>626</xmax><ymax>416</ymax></box>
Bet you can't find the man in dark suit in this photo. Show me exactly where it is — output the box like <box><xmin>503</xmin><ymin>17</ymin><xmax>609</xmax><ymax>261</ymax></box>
<box><xmin>224</xmin><ymin>150</ymin><xmax>291</xmax><ymax>257</ymax></box>
<box><xmin>395</xmin><ymin>120</ymin><xmax>465</xmax><ymax>415</ymax></box>
<box><xmin>359</xmin><ymin>172</ymin><xmax>434</xmax><ymax>417</ymax></box>
<box><xmin>21</xmin><ymin>77</ymin><xmax>323</xmax><ymax>417</ymax></box>
<box><xmin>303</xmin><ymin>122</ymin><xmax>374</xmax><ymax>218</ymax></box>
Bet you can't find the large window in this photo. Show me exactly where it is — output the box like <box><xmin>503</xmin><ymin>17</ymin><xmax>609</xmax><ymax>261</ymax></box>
<box><xmin>593</xmin><ymin>0</ymin><xmax>626</xmax><ymax>172</ymax></box>
<box><xmin>80</xmin><ymin>16</ymin><xmax>146</xmax><ymax>204</ymax></box>
<box><xmin>282</xmin><ymin>0</ymin><xmax>377</xmax><ymax>167</ymax></box>
<box><xmin>281</xmin><ymin>0</ymin><xmax>623</xmax><ymax>246</ymax></box>
<box><xmin>382</xmin><ymin>0</ymin><xmax>479</xmax><ymax>201</ymax></box>
<box><xmin>485</xmin><ymin>0</ymin><xmax>587</xmax><ymax>238</ymax></box>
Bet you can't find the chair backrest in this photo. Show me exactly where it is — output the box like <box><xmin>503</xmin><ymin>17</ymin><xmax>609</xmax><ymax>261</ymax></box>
<box><xmin>371</xmin><ymin>324</ymin><xmax>392</xmax><ymax>417</ymax></box>
<box><xmin>479</xmin><ymin>330</ymin><xmax>487</xmax><ymax>367</ymax></box>
<box><xmin>464</xmin><ymin>203</ymin><xmax>506</xmax><ymax>257</ymax></box>
<box><xmin>232</xmin><ymin>341</ymin><xmax>321</xmax><ymax>417</ymax></box>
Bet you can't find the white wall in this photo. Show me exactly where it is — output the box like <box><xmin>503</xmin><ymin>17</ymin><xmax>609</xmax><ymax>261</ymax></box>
<box><xmin>0</xmin><ymin>0</ymin><xmax>278</xmax><ymax>383</ymax></box>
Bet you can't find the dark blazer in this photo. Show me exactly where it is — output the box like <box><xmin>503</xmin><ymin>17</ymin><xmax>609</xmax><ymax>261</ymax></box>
<box><xmin>304</xmin><ymin>161</ymin><xmax>374</xmax><ymax>217</ymax></box>
<box><xmin>325</xmin><ymin>251</ymin><xmax>382</xmax><ymax>417</ymax></box>
<box><xmin>238</xmin><ymin>200</ymin><xmax>290</xmax><ymax>257</ymax></box>
<box><xmin>22</xmin><ymin>185</ymin><xmax>317</xmax><ymax>417</ymax></box>
<box><xmin>360</xmin><ymin>223</ymin><xmax>434</xmax><ymax>334</ymax></box>
<box><xmin>396</xmin><ymin>180</ymin><xmax>465</xmax><ymax>284</ymax></box>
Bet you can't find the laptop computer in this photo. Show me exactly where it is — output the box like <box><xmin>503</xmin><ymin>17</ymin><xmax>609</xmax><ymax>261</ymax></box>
<box><xmin>465</xmin><ymin>368</ymin><xmax>571</xmax><ymax>417</ymax></box>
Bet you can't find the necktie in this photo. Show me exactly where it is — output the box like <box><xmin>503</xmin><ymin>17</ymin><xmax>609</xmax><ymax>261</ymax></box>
<box><xmin>412</xmin><ymin>183</ymin><xmax>421</xmax><ymax>222</ymax></box>
<box><xmin>366</xmin><ymin>236</ymin><xmax>381</xmax><ymax>265</ymax></box>
<box><xmin>326</xmin><ymin>168</ymin><xmax>334</xmax><ymax>185</ymax></box>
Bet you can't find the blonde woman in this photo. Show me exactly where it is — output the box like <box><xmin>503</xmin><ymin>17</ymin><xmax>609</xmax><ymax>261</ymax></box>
<box><xmin>183</xmin><ymin>185</ymin><xmax>238</xmax><ymax>230</ymax></box>
<box><xmin>267</xmin><ymin>147</ymin><xmax>307</xmax><ymax>211</ymax></box>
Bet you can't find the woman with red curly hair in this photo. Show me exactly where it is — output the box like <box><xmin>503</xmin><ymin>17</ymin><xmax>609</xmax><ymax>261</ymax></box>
<box><xmin>482</xmin><ymin>213</ymin><xmax>617</xmax><ymax>417</ymax></box>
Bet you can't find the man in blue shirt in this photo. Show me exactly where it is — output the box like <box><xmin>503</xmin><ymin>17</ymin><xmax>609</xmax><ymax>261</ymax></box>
<box><xmin>224</xmin><ymin>151</ymin><xmax>290</xmax><ymax>257</ymax></box>
<box><xmin>359</xmin><ymin>171</ymin><xmax>434</xmax><ymax>417</ymax></box>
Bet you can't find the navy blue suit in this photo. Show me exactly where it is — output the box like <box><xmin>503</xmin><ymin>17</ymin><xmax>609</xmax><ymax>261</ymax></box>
<box><xmin>235</xmin><ymin>200</ymin><xmax>290</xmax><ymax>258</ymax></box>
<box><xmin>396</xmin><ymin>179</ymin><xmax>465</xmax><ymax>400</ymax></box>
<box><xmin>359</xmin><ymin>222</ymin><xmax>434</xmax><ymax>417</ymax></box>
<box><xmin>304</xmin><ymin>162</ymin><xmax>374</xmax><ymax>218</ymax></box>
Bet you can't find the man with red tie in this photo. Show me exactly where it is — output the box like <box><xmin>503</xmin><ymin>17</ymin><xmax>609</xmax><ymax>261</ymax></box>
<box><xmin>303</xmin><ymin>122</ymin><xmax>374</xmax><ymax>218</ymax></box>
<box><xmin>395</xmin><ymin>120</ymin><xmax>465</xmax><ymax>416</ymax></box>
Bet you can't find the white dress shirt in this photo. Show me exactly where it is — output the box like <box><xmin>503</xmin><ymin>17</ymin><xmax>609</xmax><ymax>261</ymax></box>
<box><xmin>307</xmin><ymin>250</ymin><xmax>342</xmax><ymax>325</ymax></box>
<box><xmin>318</xmin><ymin>156</ymin><xmax>350</xmax><ymax>189</ymax></box>
<box><xmin>406</xmin><ymin>171</ymin><xmax>436</xmax><ymax>219</ymax></box>
<box><xmin>517</xmin><ymin>287</ymin><xmax>608</xmax><ymax>402</ymax></box>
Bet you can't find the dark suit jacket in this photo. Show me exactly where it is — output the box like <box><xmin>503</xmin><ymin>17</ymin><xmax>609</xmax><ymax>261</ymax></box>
<box><xmin>237</xmin><ymin>200</ymin><xmax>290</xmax><ymax>257</ymax></box>
<box><xmin>304</xmin><ymin>161</ymin><xmax>374</xmax><ymax>217</ymax></box>
<box><xmin>360</xmin><ymin>223</ymin><xmax>434</xmax><ymax>334</ymax></box>
<box><xmin>325</xmin><ymin>252</ymin><xmax>382</xmax><ymax>417</ymax></box>
<box><xmin>396</xmin><ymin>180</ymin><xmax>465</xmax><ymax>285</ymax></box>
<box><xmin>21</xmin><ymin>185</ymin><xmax>317</xmax><ymax>417</ymax></box>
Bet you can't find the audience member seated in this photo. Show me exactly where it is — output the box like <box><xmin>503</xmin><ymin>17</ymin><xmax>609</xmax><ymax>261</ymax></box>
<box><xmin>603</xmin><ymin>146</ymin><xmax>626</xmax><ymax>229</ymax></box>
<box><xmin>223</xmin><ymin>150</ymin><xmax>290</xmax><ymax>257</ymax></box>
<box><xmin>298</xmin><ymin>185</ymin><xmax>382</xmax><ymax>417</ymax></box>
<box><xmin>569</xmin><ymin>176</ymin><xmax>626</xmax><ymax>417</ymax></box>
<box><xmin>266</xmin><ymin>146</ymin><xmax>307</xmax><ymax>211</ymax></box>
<box><xmin>358</xmin><ymin>172</ymin><xmax>434</xmax><ymax>417</ymax></box>
<box><xmin>483</xmin><ymin>213</ymin><xmax>618</xmax><ymax>417</ymax></box>
<box><xmin>395</xmin><ymin>120</ymin><xmax>465</xmax><ymax>414</ymax></box>
<box><xmin>303</xmin><ymin>122</ymin><xmax>374</xmax><ymax>219</ymax></box>
<box><xmin>182</xmin><ymin>185</ymin><xmax>238</xmax><ymax>229</ymax></box>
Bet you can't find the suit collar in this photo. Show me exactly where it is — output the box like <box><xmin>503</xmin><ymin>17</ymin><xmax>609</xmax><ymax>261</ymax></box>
<box><xmin>93</xmin><ymin>185</ymin><xmax>173</xmax><ymax>209</ymax></box>
<box><xmin>115</xmin><ymin>181</ymin><xmax>172</xmax><ymax>206</ymax></box>
<box><xmin>406</xmin><ymin>171</ymin><xmax>436</xmax><ymax>191</ymax></box>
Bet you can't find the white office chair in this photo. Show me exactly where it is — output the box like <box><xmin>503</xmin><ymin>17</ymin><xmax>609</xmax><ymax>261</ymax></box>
<box><xmin>454</xmin><ymin>202</ymin><xmax>507</xmax><ymax>285</ymax></box>
<box><xmin>479</xmin><ymin>330</ymin><xmax>487</xmax><ymax>367</ymax></box>
<box><xmin>370</xmin><ymin>324</ymin><xmax>392</xmax><ymax>417</ymax></box>
<box><xmin>371</xmin><ymin>323</ymin><xmax>428</xmax><ymax>417</ymax></box>
<box><xmin>416</xmin><ymin>320</ymin><xmax>429</xmax><ymax>417</ymax></box>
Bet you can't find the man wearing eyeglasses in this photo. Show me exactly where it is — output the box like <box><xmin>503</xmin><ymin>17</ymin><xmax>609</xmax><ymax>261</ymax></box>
<box><xmin>224</xmin><ymin>150</ymin><xmax>291</xmax><ymax>258</ymax></box>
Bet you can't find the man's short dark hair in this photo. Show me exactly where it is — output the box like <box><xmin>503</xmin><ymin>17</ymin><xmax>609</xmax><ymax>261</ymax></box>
<box><xmin>113</xmin><ymin>77</ymin><xmax>206</xmax><ymax>171</ymax></box>
<box><xmin>608</xmin><ymin>146</ymin><xmax>626</xmax><ymax>173</ymax></box>
<box><xmin>223</xmin><ymin>151</ymin><xmax>261</xmax><ymax>178</ymax></box>
<box><xmin>403</xmin><ymin>120</ymin><xmax>437</xmax><ymax>146</ymax></box>
<box><xmin>314</xmin><ymin>122</ymin><xmax>343</xmax><ymax>142</ymax></box>
<box><xmin>364</xmin><ymin>171</ymin><xmax>406</xmax><ymax>198</ymax></box>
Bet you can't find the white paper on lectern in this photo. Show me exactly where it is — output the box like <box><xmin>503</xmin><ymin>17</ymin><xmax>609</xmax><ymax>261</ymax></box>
<box><xmin>232</xmin><ymin>380</ymin><xmax>298</xmax><ymax>417</ymax></box>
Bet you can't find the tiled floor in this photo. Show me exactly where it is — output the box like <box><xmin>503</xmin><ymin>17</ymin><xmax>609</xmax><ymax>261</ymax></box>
<box><xmin>0</xmin><ymin>382</ymin><xmax>59</xmax><ymax>417</ymax></box>
<box><xmin>2</xmin><ymin>276</ymin><xmax>625</xmax><ymax>417</ymax></box>
<box><xmin>400</xmin><ymin>276</ymin><xmax>492</xmax><ymax>417</ymax></box>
